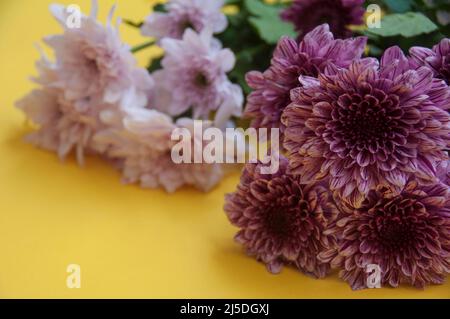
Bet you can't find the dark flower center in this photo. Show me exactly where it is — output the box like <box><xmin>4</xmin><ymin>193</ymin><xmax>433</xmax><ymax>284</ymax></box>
<box><xmin>343</xmin><ymin>103</ymin><xmax>389</xmax><ymax>142</ymax></box>
<box><xmin>85</xmin><ymin>57</ymin><xmax>100</xmax><ymax>73</ymax></box>
<box><xmin>264</xmin><ymin>198</ymin><xmax>311</xmax><ymax>238</ymax></box>
<box><xmin>266</xmin><ymin>208</ymin><xmax>295</xmax><ymax>237</ymax></box>
<box><xmin>370</xmin><ymin>196</ymin><xmax>423</xmax><ymax>251</ymax></box>
<box><xmin>177</xmin><ymin>12</ymin><xmax>204</xmax><ymax>36</ymax></box>
<box><xmin>180</xmin><ymin>19</ymin><xmax>195</xmax><ymax>31</ymax></box>
<box><xmin>328</xmin><ymin>87</ymin><xmax>405</xmax><ymax>158</ymax></box>
<box><xmin>194</xmin><ymin>72</ymin><xmax>210</xmax><ymax>88</ymax></box>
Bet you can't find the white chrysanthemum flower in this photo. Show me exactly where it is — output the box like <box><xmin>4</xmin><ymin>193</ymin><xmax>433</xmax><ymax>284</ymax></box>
<box><xmin>141</xmin><ymin>0</ymin><xmax>227</xmax><ymax>40</ymax></box>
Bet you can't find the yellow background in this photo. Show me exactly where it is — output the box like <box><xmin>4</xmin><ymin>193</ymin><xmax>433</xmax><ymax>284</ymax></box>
<box><xmin>0</xmin><ymin>0</ymin><xmax>449</xmax><ymax>299</ymax></box>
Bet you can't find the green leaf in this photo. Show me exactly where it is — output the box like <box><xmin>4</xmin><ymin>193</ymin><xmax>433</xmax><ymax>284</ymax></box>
<box><xmin>147</xmin><ymin>56</ymin><xmax>163</xmax><ymax>73</ymax></box>
<box><xmin>382</xmin><ymin>0</ymin><xmax>412</xmax><ymax>13</ymax></box>
<box><xmin>366</xmin><ymin>12</ymin><xmax>438</xmax><ymax>37</ymax></box>
<box><xmin>244</xmin><ymin>0</ymin><xmax>296</xmax><ymax>44</ymax></box>
<box><xmin>245</xmin><ymin>0</ymin><xmax>277</xmax><ymax>16</ymax></box>
<box><xmin>153</xmin><ymin>3</ymin><xmax>166</xmax><ymax>13</ymax></box>
<box><xmin>224</xmin><ymin>0</ymin><xmax>242</xmax><ymax>5</ymax></box>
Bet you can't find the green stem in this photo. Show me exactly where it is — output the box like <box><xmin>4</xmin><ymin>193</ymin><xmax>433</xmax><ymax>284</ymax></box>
<box><xmin>131</xmin><ymin>40</ymin><xmax>155</xmax><ymax>54</ymax></box>
<box><xmin>123</xmin><ymin>19</ymin><xmax>143</xmax><ymax>28</ymax></box>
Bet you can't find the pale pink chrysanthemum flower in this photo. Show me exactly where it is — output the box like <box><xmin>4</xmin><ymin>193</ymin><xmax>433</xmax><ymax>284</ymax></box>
<box><xmin>16</xmin><ymin>0</ymin><xmax>154</xmax><ymax>164</ymax></box>
<box><xmin>141</xmin><ymin>0</ymin><xmax>227</xmax><ymax>41</ymax></box>
<box><xmin>16</xmin><ymin>88</ymin><xmax>111</xmax><ymax>164</ymax></box>
<box><xmin>93</xmin><ymin>108</ymin><xmax>226</xmax><ymax>193</ymax></box>
<box><xmin>42</xmin><ymin>0</ymin><xmax>153</xmax><ymax>110</ymax></box>
<box><xmin>153</xmin><ymin>29</ymin><xmax>243</xmax><ymax>123</ymax></box>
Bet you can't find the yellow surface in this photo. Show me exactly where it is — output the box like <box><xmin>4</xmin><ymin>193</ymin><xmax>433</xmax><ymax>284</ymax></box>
<box><xmin>0</xmin><ymin>0</ymin><xmax>449</xmax><ymax>299</ymax></box>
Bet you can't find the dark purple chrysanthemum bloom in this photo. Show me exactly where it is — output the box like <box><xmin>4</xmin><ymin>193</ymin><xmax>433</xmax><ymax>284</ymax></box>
<box><xmin>245</xmin><ymin>24</ymin><xmax>366</xmax><ymax>137</ymax></box>
<box><xmin>280</xmin><ymin>0</ymin><xmax>365</xmax><ymax>40</ymax></box>
<box><xmin>282</xmin><ymin>47</ymin><xmax>450</xmax><ymax>207</ymax></box>
<box><xmin>224</xmin><ymin>157</ymin><xmax>339</xmax><ymax>277</ymax></box>
<box><xmin>410</xmin><ymin>38</ymin><xmax>450</xmax><ymax>85</ymax></box>
<box><xmin>318</xmin><ymin>175</ymin><xmax>450</xmax><ymax>290</ymax></box>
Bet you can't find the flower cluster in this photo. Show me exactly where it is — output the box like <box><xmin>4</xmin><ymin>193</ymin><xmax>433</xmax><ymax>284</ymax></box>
<box><xmin>14</xmin><ymin>0</ymin><xmax>450</xmax><ymax>291</ymax></box>
<box><xmin>226</xmin><ymin>24</ymin><xmax>450</xmax><ymax>289</ymax></box>
<box><xmin>16</xmin><ymin>0</ymin><xmax>242</xmax><ymax>193</ymax></box>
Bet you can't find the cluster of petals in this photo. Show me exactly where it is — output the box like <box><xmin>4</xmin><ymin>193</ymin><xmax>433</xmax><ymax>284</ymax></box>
<box><xmin>17</xmin><ymin>0</ymin><xmax>238</xmax><ymax>192</ymax></box>
<box><xmin>239</xmin><ymin>21</ymin><xmax>450</xmax><ymax>288</ymax></box>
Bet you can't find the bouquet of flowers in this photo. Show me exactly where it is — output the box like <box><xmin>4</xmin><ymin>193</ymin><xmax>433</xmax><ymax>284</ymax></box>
<box><xmin>16</xmin><ymin>0</ymin><xmax>450</xmax><ymax>289</ymax></box>
<box><xmin>222</xmin><ymin>0</ymin><xmax>450</xmax><ymax>289</ymax></box>
<box><xmin>17</xmin><ymin>0</ymin><xmax>245</xmax><ymax>193</ymax></box>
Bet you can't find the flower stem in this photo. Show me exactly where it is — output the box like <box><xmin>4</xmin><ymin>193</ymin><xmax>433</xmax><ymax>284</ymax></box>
<box><xmin>123</xmin><ymin>19</ymin><xmax>143</xmax><ymax>28</ymax></box>
<box><xmin>131</xmin><ymin>40</ymin><xmax>155</xmax><ymax>53</ymax></box>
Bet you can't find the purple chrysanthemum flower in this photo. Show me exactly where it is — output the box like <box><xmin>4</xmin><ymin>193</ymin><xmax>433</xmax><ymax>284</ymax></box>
<box><xmin>410</xmin><ymin>38</ymin><xmax>450</xmax><ymax>85</ymax></box>
<box><xmin>282</xmin><ymin>47</ymin><xmax>450</xmax><ymax>207</ymax></box>
<box><xmin>245</xmin><ymin>24</ymin><xmax>366</xmax><ymax>137</ymax></box>
<box><xmin>141</xmin><ymin>0</ymin><xmax>227</xmax><ymax>41</ymax></box>
<box><xmin>280</xmin><ymin>0</ymin><xmax>365</xmax><ymax>40</ymax></box>
<box><xmin>318</xmin><ymin>175</ymin><xmax>450</xmax><ymax>290</ymax></box>
<box><xmin>224</xmin><ymin>157</ymin><xmax>339</xmax><ymax>277</ymax></box>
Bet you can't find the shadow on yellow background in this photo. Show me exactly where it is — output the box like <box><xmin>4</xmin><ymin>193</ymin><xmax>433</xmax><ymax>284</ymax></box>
<box><xmin>0</xmin><ymin>0</ymin><xmax>449</xmax><ymax>298</ymax></box>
